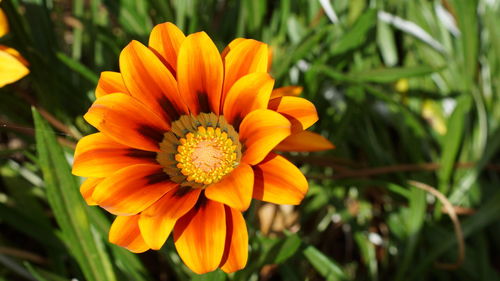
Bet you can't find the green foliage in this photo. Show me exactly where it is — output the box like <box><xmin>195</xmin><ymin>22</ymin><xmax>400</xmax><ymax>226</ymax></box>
<box><xmin>1</xmin><ymin>0</ymin><xmax>500</xmax><ymax>280</ymax></box>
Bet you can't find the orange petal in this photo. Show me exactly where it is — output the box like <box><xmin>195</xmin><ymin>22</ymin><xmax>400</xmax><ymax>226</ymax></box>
<box><xmin>84</xmin><ymin>93</ymin><xmax>169</xmax><ymax>152</ymax></box>
<box><xmin>268</xmin><ymin>96</ymin><xmax>318</xmax><ymax>133</ymax></box>
<box><xmin>0</xmin><ymin>46</ymin><xmax>29</xmax><ymax>87</ymax></box>
<box><xmin>205</xmin><ymin>163</ymin><xmax>254</xmax><ymax>211</ymax></box>
<box><xmin>95</xmin><ymin>71</ymin><xmax>129</xmax><ymax>98</ymax></box>
<box><xmin>253</xmin><ymin>153</ymin><xmax>308</xmax><ymax>205</ymax></box>
<box><xmin>109</xmin><ymin>215</ymin><xmax>149</xmax><ymax>253</ymax></box>
<box><xmin>0</xmin><ymin>9</ymin><xmax>8</xmax><ymax>37</ymax></box>
<box><xmin>92</xmin><ymin>164</ymin><xmax>176</xmax><ymax>215</ymax></box>
<box><xmin>139</xmin><ymin>187</ymin><xmax>201</xmax><ymax>250</ymax></box>
<box><xmin>177</xmin><ymin>32</ymin><xmax>223</xmax><ymax>115</ymax></box>
<box><xmin>220</xmin><ymin>206</ymin><xmax>248</xmax><ymax>273</ymax></box>
<box><xmin>270</xmin><ymin>86</ymin><xmax>303</xmax><ymax>99</ymax></box>
<box><xmin>222</xmin><ymin>72</ymin><xmax>274</xmax><ymax>127</ymax></box>
<box><xmin>120</xmin><ymin>40</ymin><xmax>188</xmax><ymax>122</ymax></box>
<box><xmin>148</xmin><ymin>22</ymin><xmax>185</xmax><ymax>74</ymax></box>
<box><xmin>221</xmin><ymin>39</ymin><xmax>268</xmax><ymax>101</ymax></box>
<box><xmin>0</xmin><ymin>46</ymin><xmax>28</xmax><ymax>65</ymax></box>
<box><xmin>73</xmin><ymin>133</ymin><xmax>157</xmax><ymax>177</ymax></box>
<box><xmin>267</xmin><ymin>46</ymin><xmax>273</xmax><ymax>71</ymax></box>
<box><xmin>80</xmin><ymin>178</ymin><xmax>102</xmax><ymax>206</ymax></box>
<box><xmin>220</xmin><ymin>38</ymin><xmax>245</xmax><ymax>58</ymax></box>
<box><xmin>174</xmin><ymin>199</ymin><xmax>226</xmax><ymax>274</ymax></box>
<box><xmin>239</xmin><ymin>109</ymin><xmax>291</xmax><ymax>165</ymax></box>
<box><xmin>275</xmin><ymin>131</ymin><xmax>335</xmax><ymax>152</ymax></box>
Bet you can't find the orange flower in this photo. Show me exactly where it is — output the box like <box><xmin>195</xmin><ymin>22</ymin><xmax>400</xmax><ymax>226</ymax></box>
<box><xmin>73</xmin><ymin>22</ymin><xmax>333</xmax><ymax>274</ymax></box>
<box><xmin>0</xmin><ymin>8</ymin><xmax>29</xmax><ymax>87</ymax></box>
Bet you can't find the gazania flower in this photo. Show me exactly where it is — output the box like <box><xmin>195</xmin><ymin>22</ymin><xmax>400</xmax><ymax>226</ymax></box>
<box><xmin>73</xmin><ymin>22</ymin><xmax>333</xmax><ymax>274</ymax></box>
<box><xmin>0</xmin><ymin>8</ymin><xmax>29</xmax><ymax>87</ymax></box>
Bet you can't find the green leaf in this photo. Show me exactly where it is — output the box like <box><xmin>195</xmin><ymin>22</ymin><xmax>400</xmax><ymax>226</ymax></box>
<box><xmin>191</xmin><ymin>269</ymin><xmax>226</xmax><ymax>281</ymax></box>
<box><xmin>33</xmin><ymin>108</ymin><xmax>116</xmax><ymax>281</ymax></box>
<box><xmin>437</xmin><ymin>95</ymin><xmax>472</xmax><ymax>194</ymax></box>
<box><xmin>349</xmin><ymin>65</ymin><xmax>443</xmax><ymax>83</ymax></box>
<box><xmin>451</xmin><ymin>0</ymin><xmax>479</xmax><ymax>87</ymax></box>
<box><xmin>56</xmin><ymin>52</ymin><xmax>99</xmax><ymax>84</ymax></box>
<box><xmin>331</xmin><ymin>8</ymin><xmax>377</xmax><ymax>56</ymax></box>
<box><xmin>354</xmin><ymin>233</ymin><xmax>377</xmax><ymax>280</ymax></box>
<box><xmin>24</xmin><ymin>263</ymin><xmax>68</xmax><ymax>281</ymax></box>
<box><xmin>264</xmin><ymin>233</ymin><xmax>302</xmax><ymax>264</ymax></box>
<box><xmin>303</xmin><ymin>245</ymin><xmax>347</xmax><ymax>281</ymax></box>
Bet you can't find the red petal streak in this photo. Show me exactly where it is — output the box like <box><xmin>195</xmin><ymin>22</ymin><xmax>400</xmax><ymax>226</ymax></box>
<box><xmin>220</xmin><ymin>206</ymin><xmax>248</xmax><ymax>273</ymax></box>
<box><xmin>109</xmin><ymin>215</ymin><xmax>149</xmax><ymax>253</ymax></box>
<box><xmin>268</xmin><ymin>96</ymin><xmax>318</xmax><ymax>133</ymax></box>
<box><xmin>275</xmin><ymin>131</ymin><xmax>335</xmax><ymax>152</ymax></box>
<box><xmin>252</xmin><ymin>153</ymin><xmax>308</xmax><ymax>205</ymax></box>
<box><xmin>84</xmin><ymin>93</ymin><xmax>169</xmax><ymax>152</ymax></box>
<box><xmin>139</xmin><ymin>187</ymin><xmax>201</xmax><ymax>250</ymax></box>
<box><xmin>221</xmin><ymin>39</ymin><xmax>268</xmax><ymax>103</ymax></box>
<box><xmin>95</xmin><ymin>71</ymin><xmax>129</xmax><ymax>98</ymax></box>
<box><xmin>80</xmin><ymin>178</ymin><xmax>102</xmax><ymax>206</ymax></box>
<box><xmin>120</xmin><ymin>40</ymin><xmax>188</xmax><ymax>122</ymax></box>
<box><xmin>73</xmin><ymin>133</ymin><xmax>156</xmax><ymax>177</ymax></box>
<box><xmin>148</xmin><ymin>22</ymin><xmax>186</xmax><ymax>75</ymax></box>
<box><xmin>177</xmin><ymin>32</ymin><xmax>223</xmax><ymax>115</ymax></box>
<box><xmin>223</xmin><ymin>72</ymin><xmax>274</xmax><ymax>128</ymax></box>
<box><xmin>174</xmin><ymin>199</ymin><xmax>226</xmax><ymax>274</ymax></box>
<box><xmin>270</xmin><ymin>86</ymin><xmax>303</xmax><ymax>99</ymax></box>
<box><xmin>205</xmin><ymin>163</ymin><xmax>254</xmax><ymax>211</ymax></box>
<box><xmin>92</xmin><ymin>164</ymin><xmax>176</xmax><ymax>215</ymax></box>
<box><xmin>239</xmin><ymin>109</ymin><xmax>291</xmax><ymax>165</ymax></box>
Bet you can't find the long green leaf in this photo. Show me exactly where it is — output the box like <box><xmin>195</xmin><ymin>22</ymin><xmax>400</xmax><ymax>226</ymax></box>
<box><xmin>33</xmin><ymin>108</ymin><xmax>116</xmax><ymax>281</ymax></box>
<box><xmin>349</xmin><ymin>65</ymin><xmax>443</xmax><ymax>83</ymax></box>
<box><xmin>303</xmin><ymin>246</ymin><xmax>347</xmax><ymax>281</ymax></box>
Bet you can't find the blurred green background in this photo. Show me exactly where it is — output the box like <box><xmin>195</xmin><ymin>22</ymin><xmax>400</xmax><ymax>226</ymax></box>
<box><xmin>1</xmin><ymin>0</ymin><xmax>500</xmax><ymax>280</ymax></box>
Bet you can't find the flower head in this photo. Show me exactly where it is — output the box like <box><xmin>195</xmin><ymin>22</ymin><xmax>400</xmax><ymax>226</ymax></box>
<box><xmin>0</xmin><ymin>8</ymin><xmax>29</xmax><ymax>87</ymax></box>
<box><xmin>73</xmin><ymin>22</ymin><xmax>333</xmax><ymax>274</ymax></box>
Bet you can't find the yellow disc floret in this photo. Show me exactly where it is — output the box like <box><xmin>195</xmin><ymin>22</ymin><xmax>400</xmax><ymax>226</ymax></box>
<box><xmin>175</xmin><ymin>126</ymin><xmax>238</xmax><ymax>185</ymax></box>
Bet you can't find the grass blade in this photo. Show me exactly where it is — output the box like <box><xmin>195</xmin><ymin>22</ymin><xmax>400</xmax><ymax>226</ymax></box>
<box><xmin>33</xmin><ymin>108</ymin><xmax>116</xmax><ymax>281</ymax></box>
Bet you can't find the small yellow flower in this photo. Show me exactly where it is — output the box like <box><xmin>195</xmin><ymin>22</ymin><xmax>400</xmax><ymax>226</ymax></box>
<box><xmin>0</xmin><ymin>8</ymin><xmax>29</xmax><ymax>87</ymax></box>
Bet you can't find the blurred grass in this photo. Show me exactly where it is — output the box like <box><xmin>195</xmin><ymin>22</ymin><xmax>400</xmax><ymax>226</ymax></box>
<box><xmin>1</xmin><ymin>0</ymin><xmax>500</xmax><ymax>280</ymax></box>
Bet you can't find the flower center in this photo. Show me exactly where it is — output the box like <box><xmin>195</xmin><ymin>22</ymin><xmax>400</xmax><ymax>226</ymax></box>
<box><xmin>175</xmin><ymin>126</ymin><xmax>237</xmax><ymax>185</ymax></box>
<box><xmin>157</xmin><ymin>113</ymin><xmax>242</xmax><ymax>188</ymax></box>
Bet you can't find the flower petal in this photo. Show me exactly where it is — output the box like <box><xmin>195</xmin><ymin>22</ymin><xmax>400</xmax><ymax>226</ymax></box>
<box><xmin>0</xmin><ymin>46</ymin><xmax>29</xmax><ymax>87</ymax></box>
<box><xmin>270</xmin><ymin>86</ymin><xmax>303</xmax><ymax>99</ymax></box>
<box><xmin>92</xmin><ymin>164</ymin><xmax>176</xmax><ymax>215</ymax></box>
<box><xmin>139</xmin><ymin>187</ymin><xmax>201</xmax><ymax>250</ymax></box>
<box><xmin>148</xmin><ymin>22</ymin><xmax>185</xmax><ymax>74</ymax></box>
<box><xmin>205</xmin><ymin>163</ymin><xmax>254</xmax><ymax>211</ymax></box>
<box><xmin>220</xmin><ymin>206</ymin><xmax>248</xmax><ymax>273</ymax></box>
<box><xmin>0</xmin><ymin>9</ymin><xmax>8</xmax><ymax>37</ymax></box>
<box><xmin>109</xmin><ymin>215</ymin><xmax>149</xmax><ymax>253</ymax></box>
<box><xmin>239</xmin><ymin>109</ymin><xmax>291</xmax><ymax>165</ymax></box>
<box><xmin>268</xmin><ymin>96</ymin><xmax>318</xmax><ymax>133</ymax></box>
<box><xmin>84</xmin><ymin>93</ymin><xmax>168</xmax><ymax>152</ymax></box>
<box><xmin>220</xmin><ymin>38</ymin><xmax>245</xmax><ymax>58</ymax></box>
<box><xmin>174</xmin><ymin>199</ymin><xmax>226</xmax><ymax>274</ymax></box>
<box><xmin>222</xmin><ymin>72</ymin><xmax>274</xmax><ymax>127</ymax></box>
<box><xmin>95</xmin><ymin>71</ymin><xmax>129</xmax><ymax>98</ymax></box>
<box><xmin>275</xmin><ymin>131</ymin><xmax>335</xmax><ymax>152</ymax></box>
<box><xmin>221</xmin><ymin>39</ymin><xmax>268</xmax><ymax>101</ymax></box>
<box><xmin>80</xmin><ymin>178</ymin><xmax>102</xmax><ymax>206</ymax></box>
<box><xmin>120</xmin><ymin>40</ymin><xmax>188</xmax><ymax>122</ymax></box>
<box><xmin>177</xmin><ymin>32</ymin><xmax>223</xmax><ymax>115</ymax></box>
<box><xmin>253</xmin><ymin>153</ymin><xmax>308</xmax><ymax>205</ymax></box>
<box><xmin>72</xmin><ymin>133</ymin><xmax>157</xmax><ymax>177</ymax></box>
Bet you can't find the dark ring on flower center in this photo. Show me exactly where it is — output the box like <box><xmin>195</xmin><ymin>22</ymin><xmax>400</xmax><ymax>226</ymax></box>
<box><xmin>157</xmin><ymin>113</ymin><xmax>242</xmax><ymax>188</ymax></box>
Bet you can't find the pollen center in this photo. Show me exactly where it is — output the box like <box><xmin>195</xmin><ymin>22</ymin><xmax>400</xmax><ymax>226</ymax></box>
<box><xmin>175</xmin><ymin>126</ymin><xmax>237</xmax><ymax>185</ymax></box>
